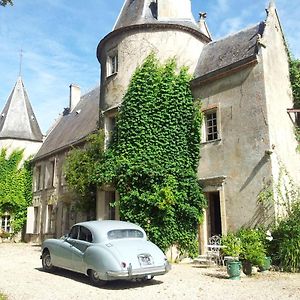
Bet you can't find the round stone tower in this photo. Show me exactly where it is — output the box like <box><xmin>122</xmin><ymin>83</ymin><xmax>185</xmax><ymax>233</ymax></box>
<box><xmin>97</xmin><ymin>0</ymin><xmax>211</xmax><ymax>111</ymax></box>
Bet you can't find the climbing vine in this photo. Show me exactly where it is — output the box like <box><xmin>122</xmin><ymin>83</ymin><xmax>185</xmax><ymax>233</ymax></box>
<box><xmin>94</xmin><ymin>54</ymin><xmax>206</xmax><ymax>255</ymax></box>
<box><xmin>0</xmin><ymin>149</ymin><xmax>32</xmax><ymax>234</ymax></box>
<box><xmin>64</xmin><ymin>130</ymin><xmax>105</xmax><ymax>212</ymax></box>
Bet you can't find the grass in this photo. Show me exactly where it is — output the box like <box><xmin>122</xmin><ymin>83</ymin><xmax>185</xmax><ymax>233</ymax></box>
<box><xmin>0</xmin><ymin>292</ymin><xmax>8</xmax><ymax>300</ymax></box>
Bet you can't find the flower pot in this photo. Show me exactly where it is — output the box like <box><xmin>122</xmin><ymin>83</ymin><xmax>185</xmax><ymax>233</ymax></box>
<box><xmin>259</xmin><ymin>256</ymin><xmax>271</xmax><ymax>272</ymax></box>
<box><xmin>242</xmin><ymin>260</ymin><xmax>252</xmax><ymax>276</ymax></box>
<box><xmin>227</xmin><ymin>261</ymin><xmax>242</xmax><ymax>280</ymax></box>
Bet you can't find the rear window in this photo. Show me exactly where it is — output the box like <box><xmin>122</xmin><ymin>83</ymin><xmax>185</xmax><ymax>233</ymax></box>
<box><xmin>107</xmin><ymin>229</ymin><xmax>144</xmax><ymax>240</ymax></box>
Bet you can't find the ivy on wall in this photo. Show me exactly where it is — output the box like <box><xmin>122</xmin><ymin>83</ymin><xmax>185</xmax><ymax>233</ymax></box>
<box><xmin>94</xmin><ymin>54</ymin><xmax>206</xmax><ymax>255</ymax></box>
<box><xmin>0</xmin><ymin>149</ymin><xmax>32</xmax><ymax>234</ymax></box>
<box><xmin>64</xmin><ymin>130</ymin><xmax>105</xmax><ymax>212</ymax></box>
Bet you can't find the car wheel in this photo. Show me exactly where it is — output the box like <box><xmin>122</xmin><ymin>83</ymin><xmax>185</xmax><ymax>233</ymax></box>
<box><xmin>42</xmin><ymin>250</ymin><xmax>54</xmax><ymax>272</ymax></box>
<box><xmin>88</xmin><ymin>269</ymin><xmax>107</xmax><ymax>287</ymax></box>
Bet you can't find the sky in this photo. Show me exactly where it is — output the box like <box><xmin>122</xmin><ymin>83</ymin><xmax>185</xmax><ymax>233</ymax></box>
<box><xmin>0</xmin><ymin>0</ymin><xmax>299</xmax><ymax>134</ymax></box>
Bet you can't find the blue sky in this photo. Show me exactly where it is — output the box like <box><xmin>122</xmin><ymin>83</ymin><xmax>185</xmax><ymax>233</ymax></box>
<box><xmin>0</xmin><ymin>0</ymin><xmax>299</xmax><ymax>134</ymax></box>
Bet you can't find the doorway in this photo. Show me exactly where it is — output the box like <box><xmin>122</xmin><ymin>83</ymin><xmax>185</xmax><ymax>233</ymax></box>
<box><xmin>206</xmin><ymin>192</ymin><xmax>222</xmax><ymax>237</ymax></box>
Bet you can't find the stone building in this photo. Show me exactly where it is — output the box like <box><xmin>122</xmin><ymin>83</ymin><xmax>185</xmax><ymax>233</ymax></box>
<box><xmin>96</xmin><ymin>0</ymin><xmax>299</xmax><ymax>254</ymax></box>
<box><xmin>0</xmin><ymin>76</ymin><xmax>43</xmax><ymax>234</ymax></box>
<box><xmin>27</xmin><ymin>1</ymin><xmax>300</xmax><ymax>252</ymax></box>
<box><xmin>25</xmin><ymin>86</ymin><xmax>99</xmax><ymax>242</ymax></box>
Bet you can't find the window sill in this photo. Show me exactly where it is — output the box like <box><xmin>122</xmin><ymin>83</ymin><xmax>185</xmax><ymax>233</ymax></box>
<box><xmin>201</xmin><ymin>138</ymin><xmax>222</xmax><ymax>145</ymax></box>
<box><xmin>106</xmin><ymin>72</ymin><xmax>118</xmax><ymax>81</ymax></box>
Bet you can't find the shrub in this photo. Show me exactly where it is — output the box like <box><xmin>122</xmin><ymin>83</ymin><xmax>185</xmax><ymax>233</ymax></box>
<box><xmin>270</xmin><ymin>201</ymin><xmax>300</xmax><ymax>272</ymax></box>
<box><xmin>238</xmin><ymin>228</ymin><xmax>266</xmax><ymax>266</ymax></box>
<box><xmin>221</xmin><ymin>233</ymin><xmax>242</xmax><ymax>259</ymax></box>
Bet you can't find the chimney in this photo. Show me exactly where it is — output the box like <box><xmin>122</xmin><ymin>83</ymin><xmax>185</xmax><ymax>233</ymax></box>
<box><xmin>69</xmin><ymin>84</ymin><xmax>81</xmax><ymax>111</ymax></box>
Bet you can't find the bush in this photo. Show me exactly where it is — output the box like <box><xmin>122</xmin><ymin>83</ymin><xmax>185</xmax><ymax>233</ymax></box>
<box><xmin>221</xmin><ymin>233</ymin><xmax>242</xmax><ymax>258</ymax></box>
<box><xmin>222</xmin><ymin>228</ymin><xmax>267</xmax><ymax>266</ymax></box>
<box><xmin>238</xmin><ymin>228</ymin><xmax>266</xmax><ymax>266</ymax></box>
<box><xmin>270</xmin><ymin>201</ymin><xmax>300</xmax><ymax>272</ymax></box>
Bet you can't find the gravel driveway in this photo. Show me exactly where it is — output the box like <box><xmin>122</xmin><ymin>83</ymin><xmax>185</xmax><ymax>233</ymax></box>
<box><xmin>0</xmin><ymin>243</ymin><xmax>300</xmax><ymax>300</ymax></box>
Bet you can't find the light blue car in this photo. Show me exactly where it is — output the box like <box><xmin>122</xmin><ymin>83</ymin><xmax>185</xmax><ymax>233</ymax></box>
<box><xmin>41</xmin><ymin>220</ymin><xmax>171</xmax><ymax>286</ymax></box>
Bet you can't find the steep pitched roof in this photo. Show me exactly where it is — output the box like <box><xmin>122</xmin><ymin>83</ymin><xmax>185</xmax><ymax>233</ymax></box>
<box><xmin>34</xmin><ymin>87</ymin><xmax>100</xmax><ymax>160</ymax></box>
<box><xmin>0</xmin><ymin>77</ymin><xmax>43</xmax><ymax>142</ymax></box>
<box><xmin>193</xmin><ymin>22</ymin><xmax>266</xmax><ymax>83</ymax></box>
<box><xmin>114</xmin><ymin>0</ymin><xmax>204</xmax><ymax>35</ymax></box>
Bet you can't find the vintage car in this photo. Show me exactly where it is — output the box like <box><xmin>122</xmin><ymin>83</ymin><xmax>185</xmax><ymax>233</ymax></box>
<box><xmin>41</xmin><ymin>220</ymin><xmax>171</xmax><ymax>286</ymax></box>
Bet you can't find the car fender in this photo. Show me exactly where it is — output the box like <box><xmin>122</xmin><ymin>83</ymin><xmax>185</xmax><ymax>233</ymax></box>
<box><xmin>84</xmin><ymin>244</ymin><xmax>122</xmax><ymax>279</ymax></box>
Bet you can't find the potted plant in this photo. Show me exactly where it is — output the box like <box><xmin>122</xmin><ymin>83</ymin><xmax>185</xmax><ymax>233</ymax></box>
<box><xmin>238</xmin><ymin>228</ymin><xmax>266</xmax><ymax>276</ymax></box>
<box><xmin>221</xmin><ymin>233</ymin><xmax>242</xmax><ymax>280</ymax></box>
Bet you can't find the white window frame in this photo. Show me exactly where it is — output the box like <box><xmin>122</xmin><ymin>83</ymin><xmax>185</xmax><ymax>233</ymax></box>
<box><xmin>107</xmin><ymin>51</ymin><xmax>118</xmax><ymax>77</ymax></box>
<box><xmin>1</xmin><ymin>213</ymin><xmax>11</xmax><ymax>233</ymax></box>
<box><xmin>104</xmin><ymin>113</ymin><xmax>117</xmax><ymax>149</ymax></box>
<box><xmin>202</xmin><ymin>107</ymin><xmax>220</xmax><ymax>143</ymax></box>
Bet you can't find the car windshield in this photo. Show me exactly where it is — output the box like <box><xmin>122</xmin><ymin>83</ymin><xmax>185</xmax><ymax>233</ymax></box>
<box><xmin>107</xmin><ymin>229</ymin><xmax>144</xmax><ymax>240</ymax></box>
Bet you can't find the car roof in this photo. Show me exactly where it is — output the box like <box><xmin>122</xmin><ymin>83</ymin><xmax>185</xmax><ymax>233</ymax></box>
<box><xmin>74</xmin><ymin>220</ymin><xmax>146</xmax><ymax>243</ymax></box>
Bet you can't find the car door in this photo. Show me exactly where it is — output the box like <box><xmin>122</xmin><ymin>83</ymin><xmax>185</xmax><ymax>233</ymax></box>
<box><xmin>58</xmin><ymin>225</ymin><xmax>80</xmax><ymax>270</ymax></box>
<box><xmin>70</xmin><ymin>226</ymin><xmax>93</xmax><ymax>273</ymax></box>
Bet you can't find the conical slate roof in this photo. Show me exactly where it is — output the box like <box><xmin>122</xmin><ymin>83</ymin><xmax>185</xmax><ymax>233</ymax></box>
<box><xmin>0</xmin><ymin>77</ymin><xmax>43</xmax><ymax>142</ymax></box>
<box><xmin>114</xmin><ymin>0</ymin><xmax>203</xmax><ymax>34</ymax></box>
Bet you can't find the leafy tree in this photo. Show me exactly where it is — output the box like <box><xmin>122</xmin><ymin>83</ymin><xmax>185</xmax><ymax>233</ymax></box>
<box><xmin>95</xmin><ymin>54</ymin><xmax>206</xmax><ymax>255</ymax></box>
<box><xmin>0</xmin><ymin>149</ymin><xmax>32</xmax><ymax>234</ymax></box>
<box><xmin>64</xmin><ymin>130</ymin><xmax>105</xmax><ymax>212</ymax></box>
<box><xmin>0</xmin><ymin>0</ymin><xmax>13</xmax><ymax>7</ymax></box>
<box><xmin>289</xmin><ymin>56</ymin><xmax>300</xmax><ymax>109</ymax></box>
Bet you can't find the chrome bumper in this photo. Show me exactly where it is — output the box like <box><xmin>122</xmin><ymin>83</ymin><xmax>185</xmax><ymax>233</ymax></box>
<box><xmin>106</xmin><ymin>262</ymin><xmax>171</xmax><ymax>279</ymax></box>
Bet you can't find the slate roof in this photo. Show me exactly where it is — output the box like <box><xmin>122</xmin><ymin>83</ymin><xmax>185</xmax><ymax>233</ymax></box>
<box><xmin>114</xmin><ymin>0</ymin><xmax>204</xmax><ymax>35</ymax></box>
<box><xmin>34</xmin><ymin>87</ymin><xmax>100</xmax><ymax>160</ymax></box>
<box><xmin>0</xmin><ymin>77</ymin><xmax>43</xmax><ymax>142</ymax></box>
<box><xmin>193</xmin><ymin>22</ymin><xmax>266</xmax><ymax>82</ymax></box>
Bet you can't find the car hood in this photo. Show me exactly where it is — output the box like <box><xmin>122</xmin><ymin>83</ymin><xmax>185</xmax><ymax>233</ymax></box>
<box><xmin>106</xmin><ymin>239</ymin><xmax>166</xmax><ymax>268</ymax></box>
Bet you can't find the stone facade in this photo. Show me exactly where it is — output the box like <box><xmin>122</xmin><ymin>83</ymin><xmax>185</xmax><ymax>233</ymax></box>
<box><xmin>28</xmin><ymin>1</ymin><xmax>300</xmax><ymax>252</ymax></box>
<box><xmin>96</xmin><ymin>0</ymin><xmax>300</xmax><ymax>254</ymax></box>
<box><xmin>25</xmin><ymin>87</ymin><xmax>99</xmax><ymax>242</ymax></box>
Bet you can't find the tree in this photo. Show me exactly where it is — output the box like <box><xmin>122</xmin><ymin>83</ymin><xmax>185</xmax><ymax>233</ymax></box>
<box><xmin>289</xmin><ymin>56</ymin><xmax>300</xmax><ymax>109</ymax></box>
<box><xmin>0</xmin><ymin>0</ymin><xmax>13</xmax><ymax>7</ymax></box>
<box><xmin>0</xmin><ymin>149</ymin><xmax>32</xmax><ymax>234</ymax></box>
<box><xmin>64</xmin><ymin>130</ymin><xmax>105</xmax><ymax>212</ymax></box>
<box><xmin>95</xmin><ymin>54</ymin><xmax>206</xmax><ymax>255</ymax></box>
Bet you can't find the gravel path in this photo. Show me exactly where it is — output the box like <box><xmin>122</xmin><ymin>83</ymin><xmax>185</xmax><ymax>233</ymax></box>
<box><xmin>0</xmin><ymin>243</ymin><xmax>299</xmax><ymax>300</ymax></box>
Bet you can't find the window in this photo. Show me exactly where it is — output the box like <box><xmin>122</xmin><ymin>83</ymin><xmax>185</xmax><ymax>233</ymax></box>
<box><xmin>205</xmin><ymin>110</ymin><xmax>218</xmax><ymax>141</ymax></box>
<box><xmin>35</xmin><ymin>165</ymin><xmax>42</xmax><ymax>191</ymax></box>
<box><xmin>46</xmin><ymin>205</ymin><xmax>53</xmax><ymax>233</ymax></box>
<box><xmin>105</xmin><ymin>115</ymin><xmax>116</xmax><ymax>147</ymax></box>
<box><xmin>107</xmin><ymin>53</ymin><xmax>118</xmax><ymax>76</ymax></box>
<box><xmin>107</xmin><ymin>229</ymin><xmax>144</xmax><ymax>240</ymax></box>
<box><xmin>49</xmin><ymin>161</ymin><xmax>55</xmax><ymax>187</ymax></box>
<box><xmin>78</xmin><ymin>226</ymin><xmax>93</xmax><ymax>243</ymax></box>
<box><xmin>1</xmin><ymin>214</ymin><xmax>11</xmax><ymax>233</ymax></box>
<box><xmin>69</xmin><ymin>225</ymin><xmax>79</xmax><ymax>239</ymax></box>
<box><xmin>105</xmin><ymin>191</ymin><xmax>116</xmax><ymax>220</ymax></box>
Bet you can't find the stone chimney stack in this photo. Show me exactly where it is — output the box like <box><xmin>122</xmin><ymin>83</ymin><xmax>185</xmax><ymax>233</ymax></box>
<box><xmin>69</xmin><ymin>84</ymin><xmax>81</xmax><ymax>111</ymax></box>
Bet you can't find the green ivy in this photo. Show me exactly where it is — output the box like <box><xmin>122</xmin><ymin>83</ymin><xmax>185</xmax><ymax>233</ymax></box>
<box><xmin>64</xmin><ymin>130</ymin><xmax>105</xmax><ymax>212</ymax></box>
<box><xmin>94</xmin><ymin>54</ymin><xmax>206</xmax><ymax>255</ymax></box>
<box><xmin>0</xmin><ymin>149</ymin><xmax>32</xmax><ymax>234</ymax></box>
<box><xmin>289</xmin><ymin>55</ymin><xmax>300</xmax><ymax>109</ymax></box>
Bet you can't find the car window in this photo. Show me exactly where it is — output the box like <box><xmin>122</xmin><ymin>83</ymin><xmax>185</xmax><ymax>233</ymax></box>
<box><xmin>69</xmin><ymin>226</ymin><xmax>79</xmax><ymax>239</ymax></box>
<box><xmin>107</xmin><ymin>229</ymin><xmax>144</xmax><ymax>240</ymax></box>
<box><xmin>79</xmin><ymin>226</ymin><xmax>93</xmax><ymax>243</ymax></box>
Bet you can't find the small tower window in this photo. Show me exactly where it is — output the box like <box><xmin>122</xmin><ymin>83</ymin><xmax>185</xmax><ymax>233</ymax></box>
<box><xmin>107</xmin><ymin>54</ymin><xmax>118</xmax><ymax>76</ymax></box>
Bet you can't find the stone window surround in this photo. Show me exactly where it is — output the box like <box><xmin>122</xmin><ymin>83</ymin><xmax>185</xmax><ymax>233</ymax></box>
<box><xmin>201</xmin><ymin>104</ymin><xmax>221</xmax><ymax>143</ymax></box>
<box><xmin>106</xmin><ymin>48</ymin><xmax>118</xmax><ymax>77</ymax></box>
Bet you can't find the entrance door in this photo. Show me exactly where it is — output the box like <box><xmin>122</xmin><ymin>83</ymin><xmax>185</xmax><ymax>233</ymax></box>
<box><xmin>207</xmin><ymin>192</ymin><xmax>222</xmax><ymax>237</ymax></box>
